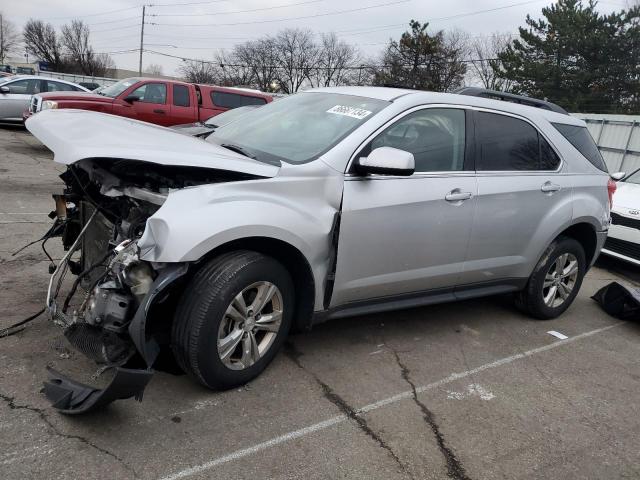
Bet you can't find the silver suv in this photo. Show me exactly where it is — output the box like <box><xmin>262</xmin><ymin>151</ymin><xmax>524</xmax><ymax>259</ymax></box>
<box><xmin>26</xmin><ymin>86</ymin><xmax>612</xmax><ymax>413</ymax></box>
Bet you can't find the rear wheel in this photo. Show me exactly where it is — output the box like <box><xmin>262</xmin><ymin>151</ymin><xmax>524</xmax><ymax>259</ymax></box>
<box><xmin>515</xmin><ymin>236</ymin><xmax>586</xmax><ymax>320</ymax></box>
<box><xmin>171</xmin><ymin>251</ymin><xmax>294</xmax><ymax>389</ymax></box>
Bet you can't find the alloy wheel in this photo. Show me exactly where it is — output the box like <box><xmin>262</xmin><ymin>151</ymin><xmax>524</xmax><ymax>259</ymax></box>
<box><xmin>217</xmin><ymin>281</ymin><xmax>283</xmax><ymax>370</ymax></box>
<box><xmin>542</xmin><ymin>253</ymin><xmax>579</xmax><ymax>308</ymax></box>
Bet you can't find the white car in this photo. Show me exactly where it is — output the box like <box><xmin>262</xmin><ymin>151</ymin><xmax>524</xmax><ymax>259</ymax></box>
<box><xmin>0</xmin><ymin>75</ymin><xmax>89</xmax><ymax>123</ymax></box>
<box><xmin>602</xmin><ymin>169</ymin><xmax>640</xmax><ymax>265</ymax></box>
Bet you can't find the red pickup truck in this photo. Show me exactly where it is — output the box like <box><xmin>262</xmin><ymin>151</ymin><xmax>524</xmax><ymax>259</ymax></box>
<box><xmin>25</xmin><ymin>77</ymin><xmax>272</xmax><ymax>126</ymax></box>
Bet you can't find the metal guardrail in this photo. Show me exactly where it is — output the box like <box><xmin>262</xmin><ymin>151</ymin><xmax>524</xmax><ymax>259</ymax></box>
<box><xmin>579</xmin><ymin>117</ymin><xmax>640</xmax><ymax>173</ymax></box>
<box><xmin>36</xmin><ymin>71</ymin><xmax>119</xmax><ymax>86</ymax></box>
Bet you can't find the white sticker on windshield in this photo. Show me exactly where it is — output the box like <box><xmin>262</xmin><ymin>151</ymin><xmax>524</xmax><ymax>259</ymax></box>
<box><xmin>326</xmin><ymin>105</ymin><xmax>372</xmax><ymax>120</ymax></box>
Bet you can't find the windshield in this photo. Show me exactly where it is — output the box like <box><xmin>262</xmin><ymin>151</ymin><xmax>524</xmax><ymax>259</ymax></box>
<box><xmin>208</xmin><ymin>92</ymin><xmax>389</xmax><ymax>164</ymax></box>
<box><xmin>204</xmin><ymin>105</ymin><xmax>258</xmax><ymax>127</ymax></box>
<box><xmin>98</xmin><ymin>78</ymin><xmax>138</xmax><ymax>98</ymax></box>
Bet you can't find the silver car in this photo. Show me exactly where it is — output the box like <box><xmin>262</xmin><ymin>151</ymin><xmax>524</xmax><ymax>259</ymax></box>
<box><xmin>25</xmin><ymin>86</ymin><xmax>611</xmax><ymax>413</ymax></box>
<box><xmin>0</xmin><ymin>75</ymin><xmax>88</xmax><ymax>122</ymax></box>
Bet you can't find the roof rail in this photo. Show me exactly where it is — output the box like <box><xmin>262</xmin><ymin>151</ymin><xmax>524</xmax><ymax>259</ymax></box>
<box><xmin>454</xmin><ymin>87</ymin><xmax>568</xmax><ymax>115</ymax></box>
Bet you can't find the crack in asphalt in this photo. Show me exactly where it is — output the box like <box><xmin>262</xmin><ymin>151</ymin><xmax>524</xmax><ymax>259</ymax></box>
<box><xmin>284</xmin><ymin>341</ymin><xmax>413</xmax><ymax>479</ymax></box>
<box><xmin>389</xmin><ymin>348</ymin><xmax>472</xmax><ymax>480</ymax></box>
<box><xmin>0</xmin><ymin>392</ymin><xmax>140</xmax><ymax>479</ymax></box>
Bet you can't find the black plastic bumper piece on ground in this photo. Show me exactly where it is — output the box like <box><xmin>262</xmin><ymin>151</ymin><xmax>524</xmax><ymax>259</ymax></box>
<box><xmin>42</xmin><ymin>366</ymin><xmax>154</xmax><ymax>414</ymax></box>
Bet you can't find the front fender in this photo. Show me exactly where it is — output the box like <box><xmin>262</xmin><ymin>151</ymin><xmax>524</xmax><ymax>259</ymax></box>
<box><xmin>138</xmin><ymin>173</ymin><xmax>343</xmax><ymax>309</ymax></box>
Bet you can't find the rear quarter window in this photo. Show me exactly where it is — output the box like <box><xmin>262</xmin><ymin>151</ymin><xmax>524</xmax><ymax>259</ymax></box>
<box><xmin>552</xmin><ymin>123</ymin><xmax>607</xmax><ymax>172</ymax></box>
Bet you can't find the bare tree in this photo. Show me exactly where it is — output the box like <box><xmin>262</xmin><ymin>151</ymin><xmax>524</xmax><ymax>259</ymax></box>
<box><xmin>92</xmin><ymin>53</ymin><xmax>116</xmax><ymax>77</ymax></box>
<box><xmin>308</xmin><ymin>33</ymin><xmax>360</xmax><ymax>87</ymax></box>
<box><xmin>23</xmin><ymin>19</ymin><xmax>62</xmax><ymax>70</ymax></box>
<box><xmin>60</xmin><ymin>20</ymin><xmax>114</xmax><ymax>76</ymax></box>
<box><xmin>179</xmin><ymin>59</ymin><xmax>217</xmax><ymax>84</ymax></box>
<box><xmin>468</xmin><ymin>32</ymin><xmax>513</xmax><ymax>91</ymax></box>
<box><xmin>144</xmin><ymin>63</ymin><xmax>164</xmax><ymax>77</ymax></box>
<box><xmin>0</xmin><ymin>14</ymin><xmax>20</xmax><ymax>64</ymax></box>
<box><xmin>60</xmin><ymin>20</ymin><xmax>92</xmax><ymax>74</ymax></box>
<box><xmin>272</xmin><ymin>29</ymin><xmax>318</xmax><ymax>93</ymax></box>
<box><xmin>439</xmin><ymin>29</ymin><xmax>470</xmax><ymax>91</ymax></box>
<box><xmin>215</xmin><ymin>49</ymin><xmax>255</xmax><ymax>87</ymax></box>
<box><xmin>232</xmin><ymin>40</ymin><xmax>279</xmax><ymax>91</ymax></box>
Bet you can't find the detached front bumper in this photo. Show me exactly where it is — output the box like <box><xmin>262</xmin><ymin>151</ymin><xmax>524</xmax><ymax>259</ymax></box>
<box><xmin>43</xmin><ymin>367</ymin><xmax>153</xmax><ymax>415</ymax></box>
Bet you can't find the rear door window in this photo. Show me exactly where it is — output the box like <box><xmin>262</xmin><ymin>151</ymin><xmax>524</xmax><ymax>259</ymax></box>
<box><xmin>476</xmin><ymin>112</ymin><xmax>560</xmax><ymax>171</ymax></box>
<box><xmin>173</xmin><ymin>84</ymin><xmax>190</xmax><ymax>107</ymax></box>
<box><xmin>552</xmin><ymin>123</ymin><xmax>607</xmax><ymax>172</ymax></box>
<box><xmin>211</xmin><ymin>91</ymin><xmax>267</xmax><ymax>109</ymax></box>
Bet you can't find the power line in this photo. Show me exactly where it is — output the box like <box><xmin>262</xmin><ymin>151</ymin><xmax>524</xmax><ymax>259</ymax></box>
<box><xmin>41</xmin><ymin>5</ymin><xmax>142</xmax><ymax>21</ymax></box>
<box><xmin>143</xmin><ymin>48</ymin><xmax>511</xmax><ymax>68</ymax></box>
<box><xmin>329</xmin><ymin>0</ymin><xmax>547</xmax><ymax>38</ymax></box>
<box><xmin>149</xmin><ymin>0</ymin><xmax>323</xmax><ymax>17</ymax></box>
<box><xmin>149</xmin><ymin>0</ymin><xmax>229</xmax><ymax>6</ymax></box>
<box><xmin>150</xmin><ymin>0</ymin><xmax>411</xmax><ymax>27</ymax></box>
<box><xmin>87</xmin><ymin>16</ymin><xmax>142</xmax><ymax>27</ymax></box>
<box><xmin>144</xmin><ymin>33</ymin><xmax>255</xmax><ymax>40</ymax></box>
<box><xmin>92</xmin><ymin>23</ymin><xmax>142</xmax><ymax>33</ymax></box>
<box><xmin>429</xmin><ymin>0</ymin><xmax>545</xmax><ymax>23</ymax></box>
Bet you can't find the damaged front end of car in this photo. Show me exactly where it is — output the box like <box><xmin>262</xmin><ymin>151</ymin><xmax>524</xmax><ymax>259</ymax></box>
<box><xmin>42</xmin><ymin>159</ymin><xmax>255</xmax><ymax>413</ymax></box>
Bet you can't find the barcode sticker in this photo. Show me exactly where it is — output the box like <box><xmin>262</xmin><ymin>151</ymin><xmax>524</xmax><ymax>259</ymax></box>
<box><xmin>326</xmin><ymin>105</ymin><xmax>372</xmax><ymax>120</ymax></box>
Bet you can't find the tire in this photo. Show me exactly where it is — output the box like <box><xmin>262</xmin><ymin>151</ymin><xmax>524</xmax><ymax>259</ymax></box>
<box><xmin>515</xmin><ymin>236</ymin><xmax>586</xmax><ymax>320</ymax></box>
<box><xmin>171</xmin><ymin>250</ymin><xmax>294</xmax><ymax>390</ymax></box>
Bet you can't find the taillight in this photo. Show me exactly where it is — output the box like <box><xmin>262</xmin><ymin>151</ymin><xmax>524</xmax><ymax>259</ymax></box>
<box><xmin>607</xmin><ymin>178</ymin><xmax>617</xmax><ymax>208</ymax></box>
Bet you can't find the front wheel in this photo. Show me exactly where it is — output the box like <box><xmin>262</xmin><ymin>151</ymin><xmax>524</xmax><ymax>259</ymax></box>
<box><xmin>171</xmin><ymin>251</ymin><xmax>294</xmax><ymax>390</ymax></box>
<box><xmin>515</xmin><ymin>236</ymin><xmax>586</xmax><ymax>320</ymax></box>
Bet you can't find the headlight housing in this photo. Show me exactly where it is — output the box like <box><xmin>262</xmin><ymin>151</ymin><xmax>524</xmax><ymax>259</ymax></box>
<box><xmin>41</xmin><ymin>100</ymin><xmax>58</xmax><ymax>111</ymax></box>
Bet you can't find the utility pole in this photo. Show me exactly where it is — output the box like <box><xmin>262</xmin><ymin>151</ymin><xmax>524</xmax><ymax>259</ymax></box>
<box><xmin>138</xmin><ymin>5</ymin><xmax>146</xmax><ymax>76</ymax></box>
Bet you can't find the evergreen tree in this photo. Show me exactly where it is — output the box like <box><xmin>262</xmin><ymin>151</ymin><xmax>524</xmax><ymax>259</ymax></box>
<box><xmin>373</xmin><ymin>20</ymin><xmax>467</xmax><ymax>92</ymax></box>
<box><xmin>497</xmin><ymin>0</ymin><xmax>640</xmax><ymax>113</ymax></box>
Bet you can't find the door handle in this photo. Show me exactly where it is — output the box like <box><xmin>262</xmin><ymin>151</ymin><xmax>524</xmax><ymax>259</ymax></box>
<box><xmin>445</xmin><ymin>190</ymin><xmax>473</xmax><ymax>202</ymax></box>
<box><xmin>153</xmin><ymin>109</ymin><xmax>165</xmax><ymax>114</ymax></box>
<box><xmin>541</xmin><ymin>181</ymin><xmax>561</xmax><ymax>193</ymax></box>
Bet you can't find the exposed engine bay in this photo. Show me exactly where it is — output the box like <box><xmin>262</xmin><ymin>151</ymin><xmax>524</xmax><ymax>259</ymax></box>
<box><xmin>43</xmin><ymin>158</ymin><xmax>260</xmax><ymax>413</ymax></box>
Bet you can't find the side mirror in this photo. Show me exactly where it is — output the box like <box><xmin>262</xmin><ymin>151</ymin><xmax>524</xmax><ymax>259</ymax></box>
<box><xmin>356</xmin><ymin>147</ymin><xmax>415</xmax><ymax>176</ymax></box>
<box><xmin>124</xmin><ymin>95</ymin><xmax>140</xmax><ymax>103</ymax></box>
<box><xmin>611</xmin><ymin>171</ymin><xmax>626</xmax><ymax>181</ymax></box>
<box><xmin>0</xmin><ymin>86</ymin><xmax>9</xmax><ymax>94</ymax></box>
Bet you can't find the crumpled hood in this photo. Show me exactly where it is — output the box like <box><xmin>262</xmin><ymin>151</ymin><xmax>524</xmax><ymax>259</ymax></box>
<box><xmin>25</xmin><ymin>109</ymin><xmax>279</xmax><ymax>177</ymax></box>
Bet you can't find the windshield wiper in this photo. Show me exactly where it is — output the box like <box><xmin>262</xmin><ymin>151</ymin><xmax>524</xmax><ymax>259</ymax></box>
<box><xmin>220</xmin><ymin>143</ymin><xmax>256</xmax><ymax>159</ymax></box>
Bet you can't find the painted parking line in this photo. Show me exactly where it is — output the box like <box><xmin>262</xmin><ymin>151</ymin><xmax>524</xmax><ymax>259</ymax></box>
<box><xmin>158</xmin><ymin>322</ymin><xmax>623</xmax><ymax>480</ymax></box>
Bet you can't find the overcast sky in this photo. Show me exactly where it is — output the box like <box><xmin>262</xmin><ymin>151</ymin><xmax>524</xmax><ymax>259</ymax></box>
<box><xmin>3</xmin><ymin>0</ymin><xmax>627</xmax><ymax>76</ymax></box>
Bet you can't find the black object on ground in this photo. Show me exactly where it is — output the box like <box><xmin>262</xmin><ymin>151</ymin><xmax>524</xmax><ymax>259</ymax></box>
<box><xmin>42</xmin><ymin>366</ymin><xmax>154</xmax><ymax>414</ymax></box>
<box><xmin>592</xmin><ymin>281</ymin><xmax>640</xmax><ymax>320</ymax></box>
